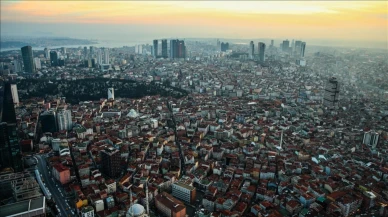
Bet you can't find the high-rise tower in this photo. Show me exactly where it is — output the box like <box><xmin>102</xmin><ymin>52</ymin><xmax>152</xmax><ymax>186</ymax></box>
<box><xmin>0</xmin><ymin>83</ymin><xmax>23</xmax><ymax>172</ymax></box>
<box><xmin>282</xmin><ymin>40</ymin><xmax>289</xmax><ymax>52</ymax></box>
<box><xmin>108</xmin><ymin>88</ymin><xmax>114</xmax><ymax>100</ymax></box>
<box><xmin>161</xmin><ymin>40</ymin><xmax>168</xmax><ymax>58</ymax></box>
<box><xmin>50</xmin><ymin>51</ymin><xmax>58</xmax><ymax>67</ymax></box>
<box><xmin>323</xmin><ymin>77</ymin><xmax>340</xmax><ymax>108</ymax></box>
<box><xmin>258</xmin><ymin>42</ymin><xmax>266</xmax><ymax>62</ymax></box>
<box><xmin>249</xmin><ymin>41</ymin><xmax>255</xmax><ymax>59</ymax></box>
<box><xmin>153</xmin><ymin>40</ymin><xmax>158</xmax><ymax>58</ymax></box>
<box><xmin>300</xmin><ymin>42</ymin><xmax>306</xmax><ymax>57</ymax></box>
<box><xmin>21</xmin><ymin>46</ymin><xmax>34</xmax><ymax>73</ymax></box>
<box><xmin>57</xmin><ymin>109</ymin><xmax>72</xmax><ymax>131</ymax></box>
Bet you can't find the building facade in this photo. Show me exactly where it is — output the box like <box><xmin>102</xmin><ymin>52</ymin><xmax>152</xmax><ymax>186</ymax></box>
<box><xmin>21</xmin><ymin>46</ymin><xmax>34</xmax><ymax>73</ymax></box>
<box><xmin>100</xmin><ymin>147</ymin><xmax>121</xmax><ymax>178</ymax></box>
<box><xmin>155</xmin><ymin>192</ymin><xmax>186</xmax><ymax>217</ymax></box>
<box><xmin>323</xmin><ymin>77</ymin><xmax>340</xmax><ymax>108</ymax></box>
<box><xmin>172</xmin><ymin>182</ymin><xmax>196</xmax><ymax>204</ymax></box>
<box><xmin>57</xmin><ymin>109</ymin><xmax>72</xmax><ymax>131</ymax></box>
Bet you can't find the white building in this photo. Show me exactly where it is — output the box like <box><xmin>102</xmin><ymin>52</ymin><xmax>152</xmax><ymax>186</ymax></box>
<box><xmin>57</xmin><ymin>109</ymin><xmax>72</xmax><ymax>131</ymax></box>
<box><xmin>97</xmin><ymin>49</ymin><xmax>103</xmax><ymax>65</ymax></box>
<box><xmin>363</xmin><ymin>131</ymin><xmax>379</xmax><ymax>149</ymax></box>
<box><xmin>172</xmin><ymin>181</ymin><xmax>196</xmax><ymax>204</ymax></box>
<box><xmin>34</xmin><ymin>57</ymin><xmax>41</xmax><ymax>70</ymax></box>
<box><xmin>10</xmin><ymin>84</ymin><xmax>19</xmax><ymax>105</ymax></box>
<box><xmin>108</xmin><ymin>88</ymin><xmax>114</xmax><ymax>100</ymax></box>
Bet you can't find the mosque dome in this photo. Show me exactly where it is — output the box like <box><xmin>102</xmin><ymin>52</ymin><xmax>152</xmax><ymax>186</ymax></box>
<box><xmin>126</xmin><ymin>204</ymin><xmax>146</xmax><ymax>217</ymax></box>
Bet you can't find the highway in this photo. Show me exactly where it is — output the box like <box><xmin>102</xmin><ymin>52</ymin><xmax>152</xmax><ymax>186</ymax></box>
<box><xmin>36</xmin><ymin>155</ymin><xmax>73</xmax><ymax>217</ymax></box>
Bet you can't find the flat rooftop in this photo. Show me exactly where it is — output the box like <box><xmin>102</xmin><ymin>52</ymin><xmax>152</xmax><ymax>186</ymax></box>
<box><xmin>0</xmin><ymin>196</ymin><xmax>45</xmax><ymax>217</ymax></box>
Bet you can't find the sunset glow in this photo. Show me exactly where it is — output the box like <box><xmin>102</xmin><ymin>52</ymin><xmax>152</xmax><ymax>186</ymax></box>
<box><xmin>1</xmin><ymin>1</ymin><xmax>387</xmax><ymax>42</ymax></box>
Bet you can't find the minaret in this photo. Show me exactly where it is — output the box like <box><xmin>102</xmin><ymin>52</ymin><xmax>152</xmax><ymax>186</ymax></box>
<box><xmin>145</xmin><ymin>183</ymin><xmax>149</xmax><ymax>215</ymax></box>
<box><xmin>130</xmin><ymin>189</ymin><xmax>133</xmax><ymax>216</ymax></box>
<box><xmin>280</xmin><ymin>130</ymin><xmax>283</xmax><ymax>150</ymax></box>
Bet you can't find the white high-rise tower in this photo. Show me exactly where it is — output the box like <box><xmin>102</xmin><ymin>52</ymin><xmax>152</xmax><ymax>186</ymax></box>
<box><xmin>108</xmin><ymin>88</ymin><xmax>114</xmax><ymax>100</ymax></box>
<box><xmin>10</xmin><ymin>84</ymin><xmax>19</xmax><ymax>105</ymax></box>
<box><xmin>57</xmin><ymin>109</ymin><xmax>72</xmax><ymax>131</ymax></box>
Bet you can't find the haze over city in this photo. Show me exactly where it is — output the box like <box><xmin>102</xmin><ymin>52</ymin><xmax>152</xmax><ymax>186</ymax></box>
<box><xmin>0</xmin><ymin>1</ymin><xmax>388</xmax><ymax>217</ymax></box>
<box><xmin>1</xmin><ymin>1</ymin><xmax>387</xmax><ymax>49</ymax></box>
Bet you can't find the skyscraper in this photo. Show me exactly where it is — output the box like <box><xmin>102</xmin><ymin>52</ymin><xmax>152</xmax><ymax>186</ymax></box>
<box><xmin>170</xmin><ymin>39</ymin><xmax>177</xmax><ymax>58</ymax></box>
<box><xmin>153</xmin><ymin>40</ymin><xmax>158</xmax><ymax>58</ymax></box>
<box><xmin>323</xmin><ymin>77</ymin><xmax>340</xmax><ymax>108</ymax></box>
<box><xmin>97</xmin><ymin>49</ymin><xmax>103</xmax><ymax>65</ymax></box>
<box><xmin>177</xmin><ymin>40</ymin><xmax>186</xmax><ymax>59</ymax></box>
<box><xmin>34</xmin><ymin>58</ymin><xmax>41</xmax><ymax>70</ymax></box>
<box><xmin>61</xmin><ymin>47</ymin><xmax>66</xmax><ymax>54</ymax></box>
<box><xmin>10</xmin><ymin>84</ymin><xmax>19</xmax><ymax>105</ymax></box>
<box><xmin>0</xmin><ymin>82</ymin><xmax>23</xmax><ymax>172</ymax></box>
<box><xmin>100</xmin><ymin>147</ymin><xmax>121</xmax><ymax>178</ymax></box>
<box><xmin>300</xmin><ymin>42</ymin><xmax>306</xmax><ymax>57</ymax></box>
<box><xmin>50</xmin><ymin>51</ymin><xmax>58</xmax><ymax>67</ymax></box>
<box><xmin>221</xmin><ymin>42</ymin><xmax>229</xmax><ymax>52</ymax></box>
<box><xmin>90</xmin><ymin>46</ymin><xmax>94</xmax><ymax>55</ymax></box>
<box><xmin>282</xmin><ymin>40</ymin><xmax>289</xmax><ymax>52</ymax></box>
<box><xmin>44</xmin><ymin>48</ymin><xmax>50</xmax><ymax>59</ymax></box>
<box><xmin>57</xmin><ymin>109</ymin><xmax>72</xmax><ymax>131</ymax></box>
<box><xmin>84</xmin><ymin>46</ymin><xmax>88</xmax><ymax>59</ymax></box>
<box><xmin>258</xmin><ymin>42</ymin><xmax>266</xmax><ymax>62</ymax></box>
<box><xmin>161</xmin><ymin>40</ymin><xmax>168</xmax><ymax>58</ymax></box>
<box><xmin>271</xmin><ymin>40</ymin><xmax>274</xmax><ymax>47</ymax></box>
<box><xmin>249</xmin><ymin>41</ymin><xmax>254</xmax><ymax>59</ymax></box>
<box><xmin>21</xmin><ymin>46</ymin><xmax>34</xmax><ymax>73</ymax></box>
<box><xmin>108</xmin><ymin>88</ymin><xmax>114</xmax><ymax>100</ymax></box>
<box><xmin>170</xmin><ymin>39</ymin><xmax>186</xmax><ymax>59</ymax></box>
<box><xmin>103</xmin><ymin>48</ymin><xmax>110</xmax><ymax>64</ymax></box>
<box><xmin>294</xmin><ymin>40</ymin><xmax>302</xmax><ymax>56</ymax></box>
<box><xmin>40</xmin><ymin>110</ymin><xmax>58</xmax><ymax>133</ymax></box>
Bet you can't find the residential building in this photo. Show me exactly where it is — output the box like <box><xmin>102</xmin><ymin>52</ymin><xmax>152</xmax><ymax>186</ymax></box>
<box><xmin>155</xmin><ymin>192</ymin><xmax>186</xmax><ymax>217</ymax></box>
<box><xmin>172</xmin><ymin>181</ymin><xmax>196</xmax><ymax>204</ymax></box>
<box><xmin>57</xmin><ymin>109</ymin><xmax>72</xmax><ymax>131</ymax></box>
<box><xmin>52</xmin><ymin>164</ymin><xmax>71</xmax><ymax>184</ymax></box>
<box><xmin>100</xmin><ymin>147</ymin><xmax>121</xmax><ymax>178</ymax></box>
<box><xmin>81</xmin><ymin>206</ymin><xmax>95</xmax><ymax>217</ymax></box>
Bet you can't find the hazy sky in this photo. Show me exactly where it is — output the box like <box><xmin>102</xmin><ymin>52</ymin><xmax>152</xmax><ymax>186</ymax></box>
<box><xmin>1</xmin><ymin>1</ymin><xmax>387</xmax><ymax>47</ymax></box>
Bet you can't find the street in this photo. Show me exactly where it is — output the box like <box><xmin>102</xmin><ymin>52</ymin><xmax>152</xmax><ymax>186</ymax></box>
<box><xmin>36</xmin><ymin>155</ymin><xmax>73</xmax><ymax>217</ymax></box>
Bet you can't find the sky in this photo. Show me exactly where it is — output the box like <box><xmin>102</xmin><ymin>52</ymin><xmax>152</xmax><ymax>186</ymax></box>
<box><xmin>1</xmin><ymin>1</ymin><xmax>387</xmax><ymax>48</ymax></box>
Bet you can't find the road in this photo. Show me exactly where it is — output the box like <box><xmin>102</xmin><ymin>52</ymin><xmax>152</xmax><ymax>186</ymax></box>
<box><xmin>36</xmin><ymin>155</ymin><xmax>73</xmax><ymax>217</ymax></box>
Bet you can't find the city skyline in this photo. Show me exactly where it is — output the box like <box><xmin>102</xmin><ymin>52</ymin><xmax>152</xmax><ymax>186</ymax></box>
<box><xmin>1</xmin><ymin>1</ymin><xmax>387</xmax><ymax>49</ymax></box>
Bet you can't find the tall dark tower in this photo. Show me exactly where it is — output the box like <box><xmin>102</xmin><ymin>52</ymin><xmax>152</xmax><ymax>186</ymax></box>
<box><xmin>21</xmin><ymin>46</ymin><xmax>34</xmax><ymax>73</ymax></box>
<box><xmin>0</xmin><ymin>83</ymin><xmax>23</xmax><ymax>172</ymax></box>
<box><xmin>50</xmin><ymin>51</ymin><xmax>58</xmax><ymax>67</ymax></box>
<box><xmin>300</xmin><ymin>42</ymin><xmax>306</xmax><ymax>57</ymax></box>
<box><xmin>258</xmin><ymin>42</ymin><xmax>266</xmax><ymax>62</ymax></box>
<box><xmin>161</xmin><ymin>40</ymin><xmax>168</xmax><ymax>58</ymax></box>
<box><xmin>153</xmin><ymin>40</ymin><xmax>158</xmax><ymax>58</ymax></box>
